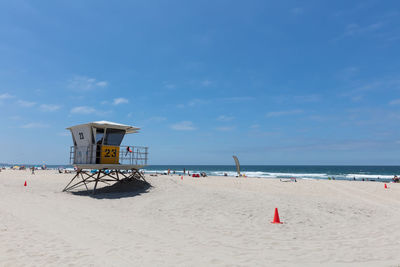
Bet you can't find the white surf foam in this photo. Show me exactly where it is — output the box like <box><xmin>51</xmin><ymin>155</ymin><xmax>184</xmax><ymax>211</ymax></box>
<box><xmin>344</xmin><ymin>174</ymin><xmax>394</xmax><ymax>179</ymax></box>
<box><xmin>144</xmin><ymin>168</ymin><xmax>396</xmax><ymax>181</ymax></box>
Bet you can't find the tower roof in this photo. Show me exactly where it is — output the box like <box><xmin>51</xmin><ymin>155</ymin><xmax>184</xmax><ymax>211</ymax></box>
<box><xmin>66</xmin><ymin>121</ymin><xmax>140</xmax><ymax>134</ymax></box>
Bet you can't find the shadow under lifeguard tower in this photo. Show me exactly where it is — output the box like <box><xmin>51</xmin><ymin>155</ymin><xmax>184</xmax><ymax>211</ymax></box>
<box><xmin>63</xmin><ymin>121</ymin><xmax>149</xmax><ymax>194</ymax></box>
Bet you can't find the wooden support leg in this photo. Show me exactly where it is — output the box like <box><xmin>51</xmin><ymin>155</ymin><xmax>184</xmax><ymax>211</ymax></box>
<box><xmin>63</xmin><ymin>168</ymin><xmax>147</xmax><ymax>193</ymax></box>
<box><xmin>80</xmin><ymin>172</ymin><xmax>89</xmax><ymax>191</ymax></box>
<box><xmin>139</xmin><ymin>171</ymin><xmax>147</xmax><ymax>183</ymax></box>
<box><xmin>92</xmin><ymin>170</ymin><xmax>102</xmax><ymax>194</ymax></box>
<box><xmin>131</xmin><ymin>169</ymin><xmax>146</xmax><ymax>182</ymax></box>
<box><xmin>64</xmin><ymin>171</ymin><xmax>96</xmax><ymax>192</ymax></box>
<box><xmin>62</xmin><ymin>171</ymin><xmax>80</xmax><ymax>192</ymax></box>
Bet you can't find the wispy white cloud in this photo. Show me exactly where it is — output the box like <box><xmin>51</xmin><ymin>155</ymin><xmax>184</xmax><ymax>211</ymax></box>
<box><xmin>293</xmin><ymin>95</ymin><xmax>320</xmax><ymax>103</ymax></box>
<box><xmin>163</xmin><ymin>81</ymin><xmax>176</xmax><ymax>89</ymax></box>
<box><xmin>353</xmin><ymin>80</ymin><xmax>394</xmax><ymax>93</ymax></box>
<box><xmin>68</xmin><ymin>76</ymin><xmax>108</xmax><ymax>91</ymax></box>
<box><xmin>342</xmin><ymin>76</ymin><xmax>400</xmax><ymax>102</ymax></box>
<box><xmin>178</xmin><ymin>98</ymin><xmax>210</xmax><ymax>108</ymax></box>
<box><xmin>342</xmin><ymin>107</ymin><xmax>398</xmax><ymax>127</ymax></box>
<box><xmin>201</xmin><ymin>79</ymin><xmax>212</xmax><ymax>87</ymax></box>
<box><xmin>96</xmin><ymin>81</ymin><xmax>108</xmax><ymax>87</ymax></box>
<box><xmin>0</xmin><ymin>93</ymin><xmax>14</xmax><ymax>100</ymax></box>
<box><xmin>113</xmin><ymin>97</ymin><xmax>129</xmax><ymax>105</ymax></box>
<box><xmin>216</xmin><ymin>126</ymin><xmax>235</xmax><ymax>131</ymax></box>
<box><xmin>170</xmin><ymin>121</ymin><xmax>196</xmax><ymax>131</ymax></box>
<box><xmin>177</xmin><ymin>96</ymin><xmax>254</xmax><ymax>109</ymax></box>
<box><xmin>217</xmin><ymin>115</ymin><xmax>234</xmax><ymax>122</ymax></box>
<box><xmin>308</xmin><ymin>115</ymin><xmax>331</xmax><ymax>122</ymax></box>
<box><xmin>188</xmin><ymin>99</ymin><xmax>209</xmax><ymax>107</ymax></box>
<box><xmin>17</xmin><ymin>100</ymin><xmax>36</xmax><ymax>107</ymax></box>
<box><xmin>266</xmin><ymin>109</ymin><xmax>303</xmax><ymax>117</ymax></box>
<box><xmin>291</xmin><ymin>7</ymin><xmax>304</xmax><ymax>14</ymax></box>
<box><xmin>21</xmin><ymin>122</ymin><xmax>49</xmax><ymax>129</ymax></box>
<box><xmin>389</xmin><ymin>99</ymin><xmax>400</xmax><ymax>105</ymax></box>
<box><xmin>275</xmin><ymin>94</ymin><xmax>320</xmax><ymax>104</ymax></box>
<box><xmin>222</xmin><ymin>96</ymin><xmax>255</xmax><ymax>103</ymax></box>
<box><xmin>343</xmin><ymin>67</ymin><xmax>359</xmax><ymax>75</ymax></box>
<box><xmin>149</xmin><ymin>116</ymin><xmax>167</xmax><ymax>122</ymax></box>
<box><xmin>40</xmin><ymin>104</ymin><xmax>61</xmax><ymax>112</ymax></box>
<box><xmin>248</xmin><ymin>130</ymin><xmax>280</xmax><ymax>138</ymax></box>
<box><xmin>337</xmin><ymin>67</ymin><xmax>359</xmax><ymax>81</ymax></box>
<box><xmin>336</xmin><ymin>22</ymin><xmax>384</xmax><ymax>41</ymax></box>
<box><xmin>9</xmin><ymin>115</ymin><xmax>22</xmax><ymax>120</ymax></box>
<box><xmin>58</xmin><ymin>132</ymin><xmax>70</xmax><ymax>137</ymax></box>
<box><xmin>70</xmin><ymin>106</ymin><xmax>97</xmax><ymax>114</ymax></box>
<box><xmin>333</xmin><ymin>2</ymin><xmax>379</xmax><ymax>18</ymax></box>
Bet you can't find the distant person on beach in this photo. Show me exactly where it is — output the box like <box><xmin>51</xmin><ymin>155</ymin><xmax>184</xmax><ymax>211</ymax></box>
<box><xmin>393</xmin><ymin>175</ymin><xmax>399</xmax><ymax>183</ymax></box>
<box><xmin>31</xmin><ymin>167</ymin><xmax>35</xmax><ymax>175</ymax></box>
<box><xmin>168</xmin><ymin>169</ymin><xmax>170</xmax><ymax>175</ymax></box>
<box><xmin>183</xmin><ymin>168</ymin><xmax>186</xmax><ymax>175</ymax></box>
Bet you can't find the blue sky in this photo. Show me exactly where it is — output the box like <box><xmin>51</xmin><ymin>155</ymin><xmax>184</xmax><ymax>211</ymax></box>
<box><xmin>1</xmin><ymin>0</ymin><xmax>400</xmax><ymax>165</ymax></box>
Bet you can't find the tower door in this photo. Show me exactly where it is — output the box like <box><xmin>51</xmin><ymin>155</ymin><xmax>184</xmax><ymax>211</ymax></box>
<box><xmin>71</xmin><ymin>126</ymin><xmax>94</xmax><ymax>164</ymax></box>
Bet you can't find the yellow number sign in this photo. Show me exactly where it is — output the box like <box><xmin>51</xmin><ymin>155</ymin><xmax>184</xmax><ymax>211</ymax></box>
<box><xmin>100</xmin><ymin>145</ymin><xmax>120</xmax><ymax>164</ymax></box>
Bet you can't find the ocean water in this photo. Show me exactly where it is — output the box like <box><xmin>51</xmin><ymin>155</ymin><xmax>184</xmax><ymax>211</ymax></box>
<box><xmin>3</xmin><ymin>164</ymin><xmax>399</xmax><ymax>182</ymax></box>
<box><xmin>142</xmin><ymin>165</ymin><xmax>400</xmax><ymax>182</ymax></box>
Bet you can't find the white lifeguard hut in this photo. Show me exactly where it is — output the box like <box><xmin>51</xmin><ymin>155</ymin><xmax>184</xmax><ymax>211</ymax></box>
<box><xmin>63</xmin><ymin>121</ymin><xmax>148</xmax><ymax>193</ymax></box>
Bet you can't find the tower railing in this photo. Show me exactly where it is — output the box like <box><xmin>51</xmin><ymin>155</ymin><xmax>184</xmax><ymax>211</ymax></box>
<box><xmin>69</xmin><ymin>145</ymin><xmax>148</xmax><ymax>166</ymax></box>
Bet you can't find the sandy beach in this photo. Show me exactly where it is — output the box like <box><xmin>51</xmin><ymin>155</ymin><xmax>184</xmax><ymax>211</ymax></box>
<box><xmin>1</xmin><ymin>169</ymin><xmax>400</xmax><ymax>266</ymax></box>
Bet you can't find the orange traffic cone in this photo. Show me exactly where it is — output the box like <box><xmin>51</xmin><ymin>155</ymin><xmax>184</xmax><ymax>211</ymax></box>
<box><xmin>24</xmin><ymin>181</ymin><xmax>27</xmax><ymax>187</ymax></box>
<box><xmin>384</xmin><ymin>183</ymin><xmax>388</xmax><ymax>189</ymax></box>
<box><xmin>271</xmin><ymin>208</ymin><xmax>283</xmax><ymax>224</ymax></box>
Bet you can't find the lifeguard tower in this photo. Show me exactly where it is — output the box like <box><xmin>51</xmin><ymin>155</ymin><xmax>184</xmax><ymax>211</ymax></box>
<box><xmin>63</xmin><ymin>121</ymin><xmax>148</xmax><ymax>193</ymax></box>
